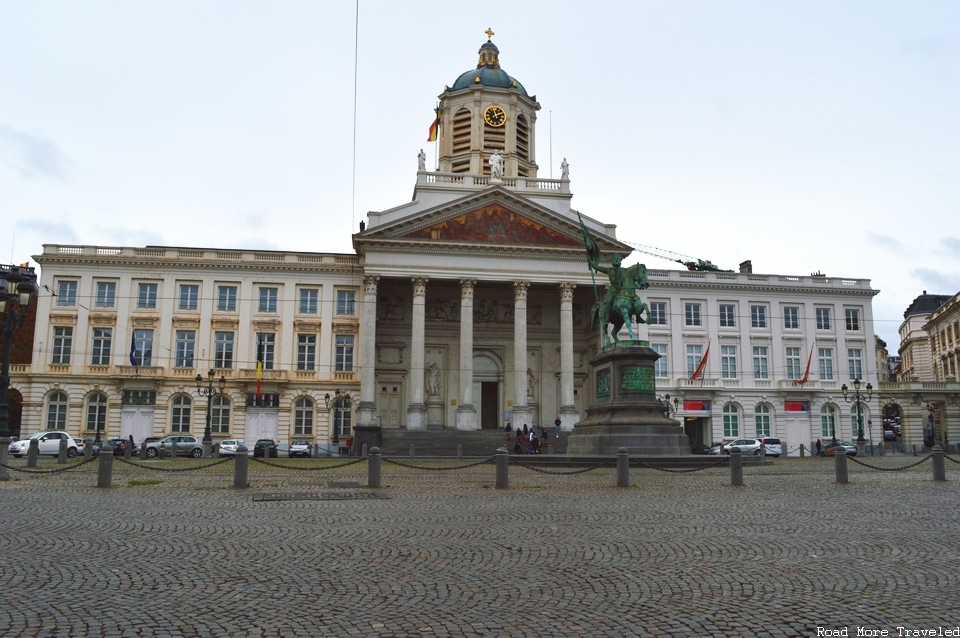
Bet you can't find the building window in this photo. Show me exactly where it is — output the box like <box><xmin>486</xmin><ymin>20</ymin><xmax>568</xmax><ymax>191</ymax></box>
<box><xmin>256</xmin><ymin>333</ymin><xmax>276</xmax><ymax>370</ymax></box>
<box><xmin>171</xmin><ymin>395</ymin><xmax>192</xmax><ymax>433</ymax></box>
<box><xmin>721</xmin><ymin>346</ymin><xmax>737</xmax><ymax>379</ymax></box>
<box><xmin>179</xmin><ymin>284</ymin><xmax>200</xmax><ymax>311</ymax></box>
<box><xmin>52</xmin><ymin>327</ymin><xmax>73</xmax><ymax>364</ymax></box>
<box><xmin>686</xmin><ymin>344</ymin><xmax>703</xmax><ymax>377</ymax></box>
<box><xmin>294</xmin><ymin>397</ymin><xmax>314</xmax><ymax>436</ymax></box>
<box><xmin>751</xmin><ymin>305</ymin><xmax>767</xmax><ymax>328</ymax></box>
<box><xmin>821</xmin><ymin>405</ymin><xmax>837</xmax><ymax>438</ymax></box>
<box><xmin>847</xmin><ymin>348</ymin><xmax>863</xmax><ymax>380</ymax></box>
<box><xmin>258</xmin><ymin>287</ymin><xmax>278</xmax><ymax>313</ymax></box>
<box><xmin>685</xmin><ymin>303</ymin><xmax>702</xmax><ymax>327</ymax></box>
<box><xmin>652</xmin><ymin>344</ymin><xmax>668</xmax><ymax>378</ymax></box>
<box><xmin>137</xmin><ymin>283</ymin><xmax>158</xmax><ymax>309</ymax></box>
<box><xmin>752</xmin><ymin>347</ymin><xmax>769</xmax><ymax>379</ymax></box>
<box><xmin>786</xmin><ymin>347</ymin><xmax>802</xmax><ymax>380</ymax></box>
<box><xmin>336</xmin><ymin>290</ymin><xmax>357</xmax><ymax>316</ymax></box>
<box><xmin>175</xmin><ymin>330</ymin><xmax>196</xmax><ymax>368</ymax></box>
<box><xmin>816</xmin><ymin>307</ymin><xmax>831</xmax><ymax>330</ymax></box>
<box><xmin>784</xmin><ymin>306</ymin><xmax>799</xmax><ymax>330</ymax></box>
<box><xmin>818</xmin><ymin>348</ymin><xmax>834</xmax><ymax>380</ymax></box>
<box><xmin>723</xmin><ymin>404</ymin><xmax>740</xmax><ymax>438</ymax></box>
<box><xmin>335</xmin><ymin>335</ymin><xmax>355</xmax><ymax>372</ymax></box>
<box><xmin>299</xmin><ymin>288</ymin><xmax>319</xmax><ymax>314</ymax></box>
<box><xmin>210</xmin><ymin>396</ymin><xmax>231</xmax><ymax>434</ymax></box>
<box><xmin>845</xmin><ymin>308</ymin><xmax>861</xmax><ymax>332</ymax></box>
<box><xmin>719</xmin><ymin>304</ymin><xmax>736</xmax><ymax>328</ymax></box>
<box><xmin>46</xmin><ymin>391</ymin><xmax>68</xmax><ymax>430</ymax></box>
<box><xmin>648</xmin><ymin>302</ymin><xmax>667</xmax><ymax>326</ymax></box>
<box><xmin>297</xmin><ymin>334</ymin><xmax>316</xmax><ymax>371</ymax></box>
<box><xmin>755</xmin><ymin>404</ymin><xmax>771</xmax><ymax>437</ymax></box>
<box><xmin>217</xmin><ymin>285</ymin><xmax>237</xmax><ymax>312</ymax></box>
<box><xmin>133</xmin><ymin>329</ymin><xmax>153</xmax><ymax>367</ymax></box>
<box><xmin>334</xmin><ymin>400</ymin><xmax>353</xmax><ymax>438</ymax></box>
<box><xmin>85</xmin><ymin>393</ymin><xmax>107</xmax><ymax>433</ymax></box>
<box><xmin>91</xmin><ymin>328</ymin><xmax>112</xmax><ymax>366</ymax></box>
<box><xmin>56</xmin><ymin>280</ymin><xmax>78</xmax><ymax>307</ymax></box>
<box><xmin>214</xmin><ymin>332</ymin><xmax>234</xmax><ymax>369</ymax></box>
<box><xmin>95</xmin><ymin>282</ymin><xmax>116</xmax><ymax>308</ymax></box>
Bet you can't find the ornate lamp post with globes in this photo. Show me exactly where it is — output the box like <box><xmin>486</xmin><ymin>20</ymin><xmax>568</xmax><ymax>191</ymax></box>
<box><xmin>841</xmin><ymin>378</ymin><xmax>872</xmax><ymax>453</ymax></box>
<box><xmin>196</xmin><ymin>370</ymin><xmax>227</xmax><ymax>458</ymax></box>
<box><xmin>0</xmin><ymin>265</ymin><xmax>39</xmax><ymax>481</ymax></box>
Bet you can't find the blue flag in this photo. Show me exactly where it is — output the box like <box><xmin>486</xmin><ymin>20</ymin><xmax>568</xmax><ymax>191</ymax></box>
<box><xmin>129</xmin><ymin>331</ymin><xmax>138</xmax><ymax>367</ymax></box>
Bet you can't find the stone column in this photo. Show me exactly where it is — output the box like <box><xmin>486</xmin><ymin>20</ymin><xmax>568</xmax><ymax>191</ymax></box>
<box><xmin>406</xmin><ymin>277</ymin><xmax>428</xmax><ymax>429</ymax></box>
<box><xmin>356</xmin><ymin>275</ymin><xmax>379</xmax><ymax>428</ymax></box>
<box><xmin>455</xmin><ymin>279</ymin><xmax>478</xmax><ymax>430</ymax></box>
<box><xmin>558</xmin><ymin>282</ymin><xmax>579</xmax><ymax>430</ymax></box>
<box><xmin>511</xmin><ymin>281</ymin><xmax>532</xmax><ymax>428</ymax></box>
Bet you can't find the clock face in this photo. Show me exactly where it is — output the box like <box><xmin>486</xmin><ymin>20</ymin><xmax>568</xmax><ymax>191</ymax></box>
<box><xmin>484</xmin><ymin>105</ymin><xmax>506</xmax><ymax>127</ymax></box>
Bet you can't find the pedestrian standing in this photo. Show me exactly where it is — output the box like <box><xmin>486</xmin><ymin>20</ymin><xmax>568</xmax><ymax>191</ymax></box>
<box><xmin>554</xmin><ymin>416</ymin><xmax>561</xmax><ymax>438</ymax></box>
<box><xmin>815</xmin><ymin>438</ymin><xmax>822</xmax><ymax>457</ymax></box>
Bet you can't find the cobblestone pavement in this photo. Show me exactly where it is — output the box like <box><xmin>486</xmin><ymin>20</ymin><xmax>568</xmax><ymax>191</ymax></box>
<box><xmin>1</xmin><ymin>454</ymin><xmax>958</xmax><ymax>637</ymax></box>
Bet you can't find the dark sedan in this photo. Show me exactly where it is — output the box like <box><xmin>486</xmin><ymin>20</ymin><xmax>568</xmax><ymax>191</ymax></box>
<box><xmin>253</xmin><ymin>439</ymin><xmax>279</xmax><ymax>458</ymax></box>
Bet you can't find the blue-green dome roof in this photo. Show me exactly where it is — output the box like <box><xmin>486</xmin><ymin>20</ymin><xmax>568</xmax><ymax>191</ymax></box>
<box><xmin>449</xmin><ymin>40</ymin><xmax>529</xmax><ymax>97</ymax></box>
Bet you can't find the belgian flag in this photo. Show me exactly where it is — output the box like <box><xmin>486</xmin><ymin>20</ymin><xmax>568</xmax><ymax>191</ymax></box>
<box><xmin>427</xmin><ymin>106</ymin><xmax>440</xmax><ymax>142</ymax></box>
<box><xmin>256</xmin><ymin>339</ymin><xmax>264</xmax><ymax>403</ymax></box>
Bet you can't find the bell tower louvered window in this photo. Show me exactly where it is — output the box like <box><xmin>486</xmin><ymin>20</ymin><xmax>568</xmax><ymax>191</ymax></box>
<box><xmin>516</xmin><ymin>113</ymin><xmax>529</xmax><ymax>161</ymax></box>
<box><xmin>451</xmin><ymin>108</ymin><xmax>472</xmax><ymax>173</ymax></box>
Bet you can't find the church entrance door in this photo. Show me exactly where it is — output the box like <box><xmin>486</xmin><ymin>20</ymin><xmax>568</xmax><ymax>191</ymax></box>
<box><xmin>481</xmin><ymin>382</ymin><xmax>499</xmax><ymax>429</ymax></box>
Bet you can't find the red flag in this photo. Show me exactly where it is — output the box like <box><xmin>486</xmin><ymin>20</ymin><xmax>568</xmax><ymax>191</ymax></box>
<box><xmin>690</xmin><ymin>343</ymin><xmax>710</xmax><ymax>380</ymax></box>
<box><xmin>427</xmin><ymin>107</ymin><xmax>440</xmax><ymax>142</ymax></box>
<box><xmin>256</xmin><ymin>339</ymin><xmax>264</xmax><ymax>402</ymax></box>
<box><xmin>793</xmin><ymin>348</ymin><xmax>814</xmax><ymax>386</ymax></box>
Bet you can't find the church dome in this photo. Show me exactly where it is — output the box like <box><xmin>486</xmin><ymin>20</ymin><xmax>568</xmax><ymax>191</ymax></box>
<box><xmin>450</xmin><ymin>39</ymin><xmax>529</xmax><ymax>97</ymax></box>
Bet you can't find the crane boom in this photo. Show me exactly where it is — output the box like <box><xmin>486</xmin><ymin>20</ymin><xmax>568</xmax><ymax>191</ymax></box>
<box><xmin>622</xmin><ymin>241</ymin><xmax>732</xmax><ymax>272</ymax></box>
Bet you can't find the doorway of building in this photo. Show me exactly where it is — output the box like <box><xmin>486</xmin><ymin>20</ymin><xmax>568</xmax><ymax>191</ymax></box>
<box><xmin>481</xmin><ymin>382</ymin><xmax>498</xmax><ymax>429</ymax></box>
<box><xmin>473</xmin><ymin>351</ymin><xmax>503</xmax><ymax>430</ymax></box>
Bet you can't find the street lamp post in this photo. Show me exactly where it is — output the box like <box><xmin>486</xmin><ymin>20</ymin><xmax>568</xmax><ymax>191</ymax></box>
<box><xmin>325</xmin><ymin>389</ymin><xmax>351</xmax><ymax>456</ymax></box>
<box><xmin>657</xmin><ymin>394</ymin><xmax>680</xmax><ymax>418</ymax></box>
<box><xmin>0</xmin><ymin>265</ymin><xmax>39</xmax><ymax>481</ymax></box>
<box><xmin>841</xmin><ymin>378</ymin><xmax>873</xmax><ymax>452</ymax></box>
<box><xmin>196</xmin><ymin>370</ymin><xmax>226</xmax><ymax>458</ymax></box>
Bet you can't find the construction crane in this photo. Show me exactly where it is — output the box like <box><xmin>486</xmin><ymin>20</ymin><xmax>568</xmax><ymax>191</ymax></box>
<box><xmin>622</xmin><ymin>241</ymin><xmax>732</xmax><ymax>272</ymax></box>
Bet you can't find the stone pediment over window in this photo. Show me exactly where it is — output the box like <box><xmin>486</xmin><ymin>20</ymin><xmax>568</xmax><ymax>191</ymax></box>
<box><xmin>403</xmin><ymin>205</ymin><xmax>580</xmax><ymax>247</ymax></box>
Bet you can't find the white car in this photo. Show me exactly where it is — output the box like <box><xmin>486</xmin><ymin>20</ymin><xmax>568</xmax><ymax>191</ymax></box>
<box><xmin>217</xmin><ymin>439</ymin><xmax>250</xmax><ymax>457</ymax></box>
<box><xmin>9</xmin><ymin>431</ymin><xmax>80</xmax><ymax>458</ymax></box>
<box><xmin>722</xmin><ymin>438</ymin><xmax>763</xmax><ymax>455</ymax></box>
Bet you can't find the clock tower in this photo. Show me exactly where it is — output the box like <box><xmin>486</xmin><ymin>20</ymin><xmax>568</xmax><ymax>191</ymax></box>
<box><xmin>435</xmin><ymin>31</ymin><xmax>540</xmax><ymax>178</ymax></box>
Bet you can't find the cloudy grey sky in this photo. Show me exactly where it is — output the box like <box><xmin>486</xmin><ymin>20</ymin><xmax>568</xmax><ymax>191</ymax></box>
<box><xmin>2</xmin><ymin>1</ymin><xmax>958</xmax><ymax>349</ymax></box>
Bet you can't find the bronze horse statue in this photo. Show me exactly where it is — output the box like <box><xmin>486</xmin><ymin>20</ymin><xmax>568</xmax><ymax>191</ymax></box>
<box><xmin>589</xmin><ymin>258</ymin><xmax>650</xmax><ymax>345</ymax></box>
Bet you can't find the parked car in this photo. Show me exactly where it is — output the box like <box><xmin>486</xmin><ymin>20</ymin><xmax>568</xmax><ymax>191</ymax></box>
<box><xmin>758</xmin><ymin>437</ymin><xmax>782</xmax><ymax>457</ymax></box>
<box><xmin>883</xmin><ymin>430</ymin><xmax>897</xmax><ymax>441</ymax></box>
<box><xmin>288</xmin><ymin>440</ymin><xmax>312</xmax><ymax>458</ymax></box>
<box><xmin>75</xmin><ymin>438</ymin><xmax>86</xmax><ymax>455</ymax></box>
<box><xmin>690</xmin><ymin>443</ymin><xmax>712</xmax><ymax>455</ymax></box>
<box><xmin>707</xmin><ymin>443</ymin><xmax>725</xmax><ymax>455</ymax></box>
<box><xmin>9</xmin><ymin>431</ymin><xmax>79</xmax><ymax>458</ymax></box>
<box><xmin>143</xmin><ymin>435</ymin><xmax>204</xmax><ymax>459</ymax></box>
<box><xmin>825</xmin><ymin>441</ymin><xmax>858</xmax><ymax>457</ymax></box>
<box><xmin>133</xmin><ymin>437</ymin><xmax>161</xmax><ymax>455</ymax></box>
<box><xmin>92</xmin><ymin>437</ymin><xmax>130</xmax><ymax>456</ymax></box>
<box><xmin>218</xmin><ymin>439</ymin><xmax>250</xmax><ymax>457</ymax></box>
<box><xmin>253</xmin><ymin>439</ymin><xmax>278</xmax><ymax>458</ymax></box>
<box><xmin>722</xmin><ymin>438</ymin><xmax>763</xmax><ymax>455</ymax></box>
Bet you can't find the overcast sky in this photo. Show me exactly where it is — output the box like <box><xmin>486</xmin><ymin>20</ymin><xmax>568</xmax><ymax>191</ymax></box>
<box><xmin>2</xmin><ymin>1</ymin><xmax>958</xmax><ymax>350</ymax></box>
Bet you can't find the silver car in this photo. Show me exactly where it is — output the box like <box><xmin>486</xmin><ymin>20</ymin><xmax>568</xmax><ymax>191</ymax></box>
<box><xmin>9</xmin><ymin>431</ymin><xmax>79</xmax><ymax>458</ymax></box>
<box><xmin>217</xmin><ymin>439</ymin><xmax>250</xmax><ymax>457</ymax></box>
<box><xmin>144</xmin><ymin>435</ymin><xmax>204</xmax><ymax>458</ymax></box>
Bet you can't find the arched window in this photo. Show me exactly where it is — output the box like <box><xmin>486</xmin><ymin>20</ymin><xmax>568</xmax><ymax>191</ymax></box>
<box><xmin>171</xmin><ymin>395</ymin><xmax>192</xmax><ymax>433</ymax></box>
<box><xmin>755</xmin><ymin>404</ymin><xmax>771</xmax><ymax>437</ymax></box>
<box><xmin>86</xmin><ymin>392</ymin><xmax>107</xmax><ymax>434</ymax></box>
<box><xmin>211</xmin><ymin>396</ymin><xmax>231</xmax><ymax>435</ymax></box>
<box><xmin>46</xmin><ymin>391</ymin><xmax>68</xmax><ymax>430</ymax></box>
<box><xmin>821</xmin><ymin>405</ymin><xmax>837</xmax><ymax>439</ymax></box>
<box><xmin>722</xmin><ymin>403</ymin><xmax>740</xmax><ymax>438</ymax></box>
<box><xmin>294</xmin><ymin>397</ymin><xmax>314</xmax><ymax>436</ymax></box>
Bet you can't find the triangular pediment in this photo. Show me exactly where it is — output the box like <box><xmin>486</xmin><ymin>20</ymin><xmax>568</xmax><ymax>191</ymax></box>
<box><xmin>402</xmin><ymin>204</ymin><xmax>580</xmax><ymax>247</ymax></box>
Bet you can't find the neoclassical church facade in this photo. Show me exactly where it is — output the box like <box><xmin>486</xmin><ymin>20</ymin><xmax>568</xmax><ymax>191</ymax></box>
<box><xmin>14</xmin><ymin>36</ymin><xmax>899</xmax><ymax>454</ymax></box>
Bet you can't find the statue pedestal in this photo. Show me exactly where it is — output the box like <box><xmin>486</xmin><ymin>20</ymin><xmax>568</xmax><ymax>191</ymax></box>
<box><xmin>566</xmin><ymin>342</ymin><xmax>688</xmax><ymax>456</ymax></box>
<box><xmin>426</xmin><ymin>396</ymin><xmax>444</xmax><ymax>428</ymax></box>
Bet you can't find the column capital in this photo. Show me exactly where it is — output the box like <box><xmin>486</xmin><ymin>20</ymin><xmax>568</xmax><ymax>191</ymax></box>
<box><xmin>412</xmin><ymin>277</ymin><xmax>429</xmax><ymax>296</ymax></box>
<box><xmin>513</xmin><ymin>280</ymin><xmax>529</xmax><ymax>300</ymax></box>
<box><xmin>559</xmin><ymin>282</ymin><xmax>576</xmax><ymax>301</ymax></box>
<box><xmin>362</xmin><ymin>275</ymin><xmax>379</xmax><ymax>294</ymax></box>
<box><xmin>459</xmin><ymin>279</ymin><xmax>477</xmax><ymax>297</ymax></box>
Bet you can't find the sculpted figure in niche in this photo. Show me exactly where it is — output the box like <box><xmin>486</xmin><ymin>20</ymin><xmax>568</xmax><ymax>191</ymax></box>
<box><xmin>425</xmin><ymin>363</ymin><xmax>442</xmax><ymax>397</ymax></box>
<box><xmin>489</xmin><ymin>150</ymin><xmax>503</xmax><ymax>180</ymax></box>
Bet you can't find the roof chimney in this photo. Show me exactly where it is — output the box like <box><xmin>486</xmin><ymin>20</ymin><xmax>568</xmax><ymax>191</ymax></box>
<box><xmin>738</xmin><ymin>260</ymin><xmax>752</xmax><ymax>274</ymax></box>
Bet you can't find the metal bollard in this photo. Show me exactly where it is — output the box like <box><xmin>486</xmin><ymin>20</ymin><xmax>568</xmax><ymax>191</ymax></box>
<box><xmin>234</xmin><ymin>446</ymin><xmax>249</xmax><ymax>488</ymax></box>
<box><xmin>139</xmin><ymin>440</ymin><xmax>148</xmax><ymax>460</ymax></box>
<box><xmin>932</xmin><ymin>445</ymin><xmax>945</xmax><ymax>481</ymax></box>
<box><xmin>202</xmin><ymin>441</ymin><xmax>212</xmax><ymax>459</ymax></box>
<box><xmin>312</xmin><ymin>443</ymin><xmax>320</xmax><ymax>458</ymax></box>
<box><xmin>457</xmin><ymin>444</ymin><xmax>463</xmax><ymax>459</ymax></box>
<box><xmin>495</xmin><ymin>447</ymin><xmax>509</xmax><ymax>489</ymax></box>
<box><xmin>26</xmin><ymin>439</ymin><xmax>39</xmax><ymax>468</ymax></box>
<box><xmin>84</xmin><ymin>439</ymin><xmax>94</xmax><ymax>461</ymax></box>
<box><xmin>125</xmin><ymin>440</ymin><xmax>133</xmax><ymax>460</ymax></box>
<box><xmin>799</xmin><ymin>444</ymin><xmax>805</xmax><ymax>458</ymax></box>
<box><xmin>58</xmin><ymin>438</ymin><xmax>68</xmax><ymax>464</ymax></box>
<box><xmin>211</xmin><ymin>442</ymin><xmax>220</xmax><ymax>458</ymax></box>
<box><xmin>361</xmin><ymin>443</ymin><xmax>368</xmax><ymax>458</ymax></box>
<box><xmin>730</xmin><ymin>448</ymin><xmax>743</xmax><ymax>486</ymax></box>
<box><xmin>834</xmin><ymin>449</ymin><xmax>848</xmax><ymax>484</ymax></box>
<box><xmin>409</xmin><ymin>444</ymin><xmax>415</xmax><ymax>459</ymax></box>
<box><xmin>368</xmin><ymin>447</ymin><xmax>382</xmax><ymax>488</ymax></box>
<box><xmin>0</xmin><ymin>439</ymin><xmax>10</xmax><ymax>481</ymax></box>
<box><xmin>879</xmin><ymin>442</ymin><xmax>885</xmax><ymax>457</ymax></box>
<box><xmin>97</xmin><ymin>443</ymin><xmax>114</xmax><ymax>487</ymax></box>
<box><xmin>616</xmin><ymin>447</ymin><xmax>630</xmax><ymax>488</ymax></box>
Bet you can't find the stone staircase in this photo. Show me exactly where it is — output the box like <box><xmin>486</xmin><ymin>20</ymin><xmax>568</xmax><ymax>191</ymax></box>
<box><xmin>379</xmin><ymin>428</ymin><xmax>570</xmax><ymax>457</ymax></box>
